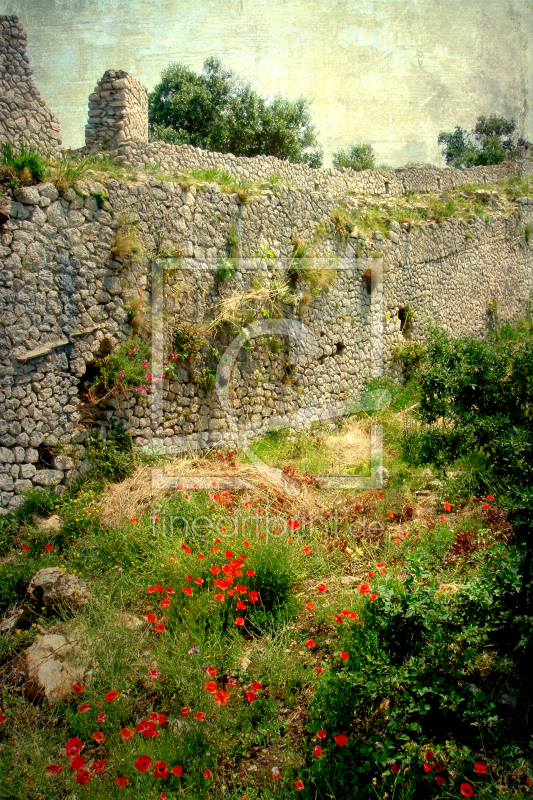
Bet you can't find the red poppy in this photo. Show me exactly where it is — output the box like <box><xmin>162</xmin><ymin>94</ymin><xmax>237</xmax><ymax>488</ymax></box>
<box><xmin>76</xmin><ymin>769</ymin><xmax>92</xmax><ymax>785</ymax></box>
<box><xmin>78</xmin><ymin>703</ymin><xmax>91</xmax><ymax>713</ymax></box>
<box><xmin>387</xmin><ymin>511</ymin><xmax>395</xmax><ymax>519</ymax></box>
<box><xmin>474</xmin><ymin>764</ymin><xmax>487</xmax><ymax>774</ymax></box>
<box><xmin>171</xmin><ymin>765</ymin><xmax>183</xmax><ymax>776</ymax></box>
<box><xmin>0</xmin><ymin>715</ymin><xmax>5</xmax><ymax>724</ymax></box>
<box><xmin>251</xmin><ymin>681</ymin><xmax>262</xmax><ymax>690</ymax></box>
<box><xmin>204</xmin><ymin>680</ymin><xmax>218</xmax><ymax>693</ymax></box>
<box><xmin>317</xmin><ymin>584</ymin><xmax>327</xmax><ymax>592</ymax></box>
<box><xmin>246</xmin><ymin>569</ymin><xmax>255</xmax><ymax>577</ymax></box>
<box><xmin>148</xmin><ymin>586</ymin><xmax>155</xmax><ymax>595</ymax></box>
<box><xmin>72</xmin><ymin>683</ymin><xmax>84</xmax><ymax>694</ymax></box>
<box><xmin>305</xmin><ymin>601</ymin><xmax>316</xmax><ymax>610</ymax></box>
<box><xmin>130</xmin><ymin>517</ymin><xmax>137</xmax><ymax>524</ymax></box>
<box><xmin>146</xmin><ymin>613</ymin><xmax>156</xmax><ymax>622</ymax></box>
<box><xmin>334</xmin><ymin>734</ymin><xmax>348</xmax><ymax>748</ymax></box>
<box><xmin>198</xmin><ymin>554</ymin><xmax>205</xmax><ymax>561</ymax></box>
<box><xmin>47</xmin><ymin>764</ymin><xmax>62</xmax><ymax>775</ymax></box>
<box><xmin>243</xmin><ymin>540</ymin><xmax>251</xmax><ymax>547</ymax></box>
<box><xmin>435</xmin><ymin>776</ymin><xmax>445</xmax><ymax>786</ymax></box>
<box><xmin>181</xmin><ymin>706</ymin><xmax>191</xmax><ymax>717</ymax></box>
<box><xmin>423</xmin><ymin>763</ymin><xmax>433</xmax><ymax>773</ymax></box>
<box><xmin>441</xmin><ymin>514</ymin><xmax>446</xmax><ymax>522</ymax></box>
<box><xmin>194</xmin><ymin>578</ymin><xmax>204</xmax><ymax>585</ymax></box>
<box><xmin>167</xmin><ymin>587</ymin><xmax>175</xmax><ymax>595</ymax></box>
<box><xmin>313</xmin><ymin>745</ymin><xmax>322</xmax><ymax>757</ymax></box>
<box><xmin>148</xmin><ymin>668</ymin><xmax>161</xmax><ymax>679</ymax></box>
<box><xmin>425</xmin><ymin>751</ymin><xmax>434</xmax><ymax>761</ymax></box>
<box><xmin>316</xmin><ymin>668</ymin><xmax>323</xmax><ymax>675</ymax></box>
<box><xmin>115</xmin><ymin>777</ymin><xmax>130</xmax><ymax>787</ymax></box>
<box><xmin>181</xmin><ymin>543</ymin><xmax>191</xmax><ymax>553</ymax></box>
<box><xmin>306</xmin><ymin>640</ymin><xmax>315</xmax><ymax>648</ymax></box>
<box><xmin>134</xmin><ymin>756</ymin><xmax>152</xmax><ymax>773</ymax></box>
<box><xmin>71</xmin><ymin>755</ymin><xmax>85</xmax><ymax>770</ymax></box>
<box><xmin>225</xmin><ymin>550</ymin><xmax>233</xmax><ymax>558</ymax></box>
<box><xmin>195</xmin><ymin>711</ymin><xmax>206</xmax><ymax>721</ymax></box>
<box><xmin>235</xmin><ymin>617</ymin><xmax>245</xmax><ymax>626</ymax></box>
<box><xmin>246</xmin><ymin>691</ymin><xmax>256</xmax><ymax>702</ymax></box>
<box><xmin>136</xmin><ymin>720</ymin><xmax>158</xmax><ymax>737</ymax></box>
<box><xmin>91</xmin><ymin>731</ymin><xmax>105</xmax><ymax>745</ymax></box>
<box><xmin>154</xmin><ymin>761</ymin><xmax>169</xmax><ymax>778</ymax></box>
<box><xmin>460</xmin><ymin>784</ymin><xmax>474</xmax><ymax>798</ymax></box>
<box><xmin>369</xmin><ymin>593</ymin><xmax>378</xmax><ymax>600</ymax></box>
<box><xmin>340</xmin><ymin>652</ymin><xmax>349</xmax><ymax>660</ymax></box>
<box><xmin>92</xmin><ymin>760</ymin><xmax>106</xmax><ymax>773</ymax></box>
<box><xmin>249</xmin><ymin>591</ymin><xmax>260</xmax><ymax>603</ymax></box>
<box><xmin>45</xmin><ymin>544</ymin><xmax>53</xmax><ymax>552</ymax></box>
<box><xmin>215</xmin><ymin>593</ymin><xmax>225</xmax><ymax>602</ymax></box>
<box><xmin>183</xmin><ymin>587</ymin><xmax>193</xmax><ymax>596</ymax></box>
<box><xmin>120</xmin><ymin>727</ymin><xmax>135</xmax><ymax>741</ymax></box>
<box><xmin>66</xmin><ymin>737</ymin><xmax>83</xmax><ymax>758</ymax></box>
<box><xmin>487</xmin><ymin>494</ymin><xmax>495</xmax><ymax>501</ymax></box>
<box><xmin>359</xmin><ymin>583</ymin><xmax>370</xmax><ymax>594</ymax></box>
<box><xmin>186</xmin><ymin>574</ymin><xmax>193</xmax><ymax>581</ymax></box>
<box><xmin>21</xmin><ymin>544</ymin><xmax>29</xmax><ymax>553</ymax></box>
<box><xmin>210</xmin><ymin>566</ymin><xmax>221</xmax><ymax>574</ymax></box>
<box><xmin>317</xmin><ymin>730</ymin><xmax>327</xmax><ymax>740</ymax></box>
<box><xmin>97</xmin><ymin>712</ymin><xmax>106</xmax><ymax>723</ymax></box>
<box><xmin>295</xmin><ymin>780</ymin><xmax>304</xmax><ymax>791</ymax></box>
<box><xmin>105</xmin><ymin>690</ymin><xmax>119</xmax><ymax>702</ymax></box>
<box><xmin>236</xmin><ymin>600</ymin><xmax>247</xmax><ymax>610</ymax></box>
<box><xmin>443</xmin><ymin>502</ymin><xmax>451</xmax><ymax>512</ymax></box>
<box><xmin>159</xmin><ymin>597</ymin><xmax>170</xmax><ymax>607</ymax></box>
<box><xmin>391</xmin><ymin>763</ymin><xmax>400</xmax><ymax>774</ymax></box>
<box><xmin>204</xmin><ymin>769</ymin><xmax>212</xmax><ymax>779</ymax></box>
<box><xmin>214</xmin><ymin>689</ymin><xmax>230</xmax><ymax>705</ymax></box>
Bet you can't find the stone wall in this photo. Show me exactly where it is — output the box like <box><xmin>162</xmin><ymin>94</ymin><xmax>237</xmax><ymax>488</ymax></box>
<box><xmin>85</xmin><ymin>70</ymin><xmax>148</xmax><ymax>151</ymax></box>
<box><xmin>0</xmin><ymin>16</ymin><xmax>61</xmax><ymax>151</ymax></box>
<box><xmin>0</xmin><ymin>163</ymin><xmax>532</xmax><ymax>512</ymax></box>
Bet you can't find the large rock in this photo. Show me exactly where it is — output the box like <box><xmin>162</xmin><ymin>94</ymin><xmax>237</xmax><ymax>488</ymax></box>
<box><xmin>35</xmin><ymin>514</ymin><xmax>63</xmax><ymax>533</ymax></box>
<box><xmin>32</xmin><ymin>470</ymin><xmax>64</xmax><ymax>487</ymax></box>
<box><xmin>23</xmin><ymin>634</ymin><xmax>89</xmax><ymax>704</ymax></box>
<box><xmin>27</xmin><ymin>567</ymin><xmax>89</xmax><ymax>607</ymax></box>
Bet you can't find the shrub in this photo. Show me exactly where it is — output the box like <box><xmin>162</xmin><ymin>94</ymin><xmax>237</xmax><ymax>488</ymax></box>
<box><xmin>332</xmin><ymin>142</ymin><xmax>376</xmax><ymax>171</ymax></box>
<box><xmin>84</xmin><ymin>419</ymin><xmax>135</xmax><ymax>482</ymax></box>
<box><xmin>0</xmin><ymin>141</ymin><xmax>47</xmax><ymax>186</ymax></box>
<box><xmin>438</xmin><ymin>115</ymin><xmax>529</xmax><ymax>168</ymax></box>
<box><xmin>84</xmin><ymin>337</ymin><xmax>151</xmax><ymax>404</ymax></box>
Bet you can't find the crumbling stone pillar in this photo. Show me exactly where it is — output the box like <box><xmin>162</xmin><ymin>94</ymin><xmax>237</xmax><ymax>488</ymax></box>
<box><xmin>85</xmin><ymin>70</ymin><xmax>148</xmax><ymax>150</ymax></box>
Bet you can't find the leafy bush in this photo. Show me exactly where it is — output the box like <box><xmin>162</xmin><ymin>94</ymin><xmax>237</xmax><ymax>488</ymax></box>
<box><xmin>332</xmin><ymin>142</ymin><xmax>376</xmax><ymax>171</ymax></box>
<box><xmin>84</xmin><ymin>337</ymin><xmax>151</xmax><ymax>404</ymax></box>
<box><xmin>84</xmin><ymin>419</ymin><xmax>135</xmax><ymax>482</ymax></box>
<box><xmin>438</xmin><ymin>115</ymin><xmax>530</xmax><ymax>168</ymax></box>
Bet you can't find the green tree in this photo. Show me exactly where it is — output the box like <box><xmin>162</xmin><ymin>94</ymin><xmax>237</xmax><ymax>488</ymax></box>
<box><xmin>331</xmin><ymin>142</ymin><xmax>375</xmax><ymax>171</ymax></box>
<box><xmin>148</xmin><ymin>57</ymin><xmax>323</xmax><ymax>167</ymax></box>
<box><xmin>438</xmin><ymin>114</ymin><xmax>529</xmax><ymax>168</ymax></box>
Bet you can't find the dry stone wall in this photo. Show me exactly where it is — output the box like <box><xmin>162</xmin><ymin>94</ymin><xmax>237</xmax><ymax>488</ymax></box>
<box><xmin>85</xmin><ymin>70</ymin><xmax>148</xmax><ymax>151</ymax></box>
<box><xmin>0</xmin><ymin>16</ymin><xmax>61</xmax><ymax>151</ymax></box>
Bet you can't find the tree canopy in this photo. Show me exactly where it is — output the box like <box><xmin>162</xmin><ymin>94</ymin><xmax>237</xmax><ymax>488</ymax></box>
<box><xmin>331</xmin><ymin>142</ymin><xmax>376</xmax><ymax>171</ymax></box>
<box><xmin>438</xmin><ymin>114</ymin><xmax>530</xmax><ymax>169</ymax></box>
<box><xmin>148</xmin><ymin>57</ymin><xmax>323</xmax><ymax>167</ymax></box>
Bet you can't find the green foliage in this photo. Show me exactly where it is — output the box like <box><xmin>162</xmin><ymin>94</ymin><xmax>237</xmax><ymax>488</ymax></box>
<box><xmin>332</xmin><ymin>142</ymin><xmax>376</xmax><ymax>171</ymax></box>
<box><xmin>84</xmin><ymin>419</ymin><xmax>135</xmax><ymax>483</ymax></box>
<box><xmin>0</xmin><ymin>141</ymin><xmax>47</xmax><ymax>187</ymax></box>
<box><xmin>172</xmin><ymin>324</ymin><xmax>206</xmax><ymax>361</ymax></box>
<box><xmin>393</xmin><ymin>339</ymin><xmax>427</xmax><ymax>377</ymax></box>
<box><xmin>148</xmin><ymin>57</ymin><xmax>323</xmax><ymax>166</ymax></box>
<box><xmin>84</xmin><ymin>337</ymin><xmax>151</xmax><ymax>404</ymax></box>
<box><xmin>217</xmin><ymin>256</ymin><xmax>236</xmax><ymax>282</ymax></box>
<box><xmin>438</xmin><ymin>115</ymin><xmax>526</xmax><ymax>168</ymax></box>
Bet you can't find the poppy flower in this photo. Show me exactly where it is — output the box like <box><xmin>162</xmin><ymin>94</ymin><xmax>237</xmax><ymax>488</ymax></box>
<box><xmin>172</xmin><ymin>765</ymin><xmax>183</xmax><ymax>776</ymax></box>
<box><xmin>0</xmin><ymin>715</ymin><xmax>5</xmax><ymax>724</ymax></box>
<box><xmin>159</xmin><ymin>597</ymin><xmax>170</xmax><ymax>607</ymax></box>
<box><xmin>249</xmin><ymin>591</ymin><xmax>260</xmax><ymax>603</ymax></box>
<box><xmin>130</xmin><ymin>517</ymin><xmax>137</xmax><ymax>524</ymax></box>
<box><xmin>181</xmin><ymin>543</ymin><xmax>191</xmax><ymax>553</ymax></box>
<box><xmin>214</xmin><ymin>689</ymin><xmax>230</xmax><ymax>705</ymax></box>
<box><xmin>195</xmin><ymin>711</ymin><xmax>206</xmax><ymax>721</ymax></box>
<box><xmin>387</xmin><ymin>512</ymin><xmax>395</xmax><ymax>519</ymax></box>
<box><xmin>135</xmin><ymin>756</ymin><xmax>152</xmax><ymax>773</ymax></box>
<box><xmin>215</xmin><ymin>593</ymin><xmax>225</xmax><ymax>602</ymax></box>
<box><xmin>66</xmin><ymin>737</ymin><xmax>83</xmax><ymax>758</ymax></box>
<box><xmin>21</xmin><ymin>544</ymin><xmax>29</xmax><ymax>553</ymax></box>
<box><xmin>474</xmin><ymin>764</ymin><xmax>487</xmax><ymax>774</ymax></box>
<box><xmin>359</xmin><ymin>584</ymin><xmax>370</xmax><ymax>594</ymax></box>
<box><xmin>183</xmin><ymin>587</ymin><xmax>192</xmax><ymax>596</ymax></box>
<box><xmin>306</xmin><ymin>640</ymin><xmax>315</xmax><ymax>648</ymax></box>
<box><xmin>115</xmin><ymin>777</ymin><xmax>130</xmax><ymax>787</ymax></box>
<box><xmin>186</xmin><ymin>574</ymin><xmax>193</xmax><ymax>581</ymax></box>
<box><xmin>198</xmin><ymin>554</ymin><xmax>205</xmax><ymax>561</ymax></box>
<box><xmin>295</xmin><ymin>780</ymin><xmax>304</xmax><ymax>791</ymax></box>
<box><xmin>243</xmin><ymin>540</ymin><xmax>251</xmax><ymax>547</ymax></box>
<box><xmin>391</xmin><ymin>763</ymin><xmax>400</xmax><ymax>774</ymax></box>
<box><xmin>334</xmin><ymin>734</ymin><xmax>348</xmax><ymax>748</ymax></box>
<box><xmin>251</xmin><ymin>681</ymin><xmax>262</xmax><ymax>690</ymax></box>
<box><xmin>204</xmin><ymin>769</ymin><xmax>212</xmax><ymax>779</ymax></box>
<box><xmin>105</xmin><ymin>690</ymin><xmax>119</xmax><ymax>702</ymax></box>
<box><xmin>204</xmin><ymin>681</ymin><xmax>217</xmax><ymax>694</ymax></box>
<box><xmin>369</xmin><ymin>593</ymin><xmax>378</xmax><ymax>601</ymax></box>
<box><xmin>181</xmin><ymin>706</ymin><xmax>191</xmax><ymax>717</ymax></box>
<box><xmin>440</xmin><ymin>514</ymin><xmax>446</xmax><ymax>522</ymax></box>
<box><xmin>312</xmin><ymin>744</ymin><xmax>322</xmax><ymax>758</ymax></box>
<box><xmin>72</xmin><ymin>684</ymin><xmax>84</xmax><ymax>694</ymax></box>
<box><xmin>435</xmin><ymin>776</ymin><xmax>445</xmax><ymax>786</ymax></box>
<box><xmin>236</xmin><ymin>600</ymin><xmax>247</xmax><ymax>610</ymax></box>
<box><xmin>146</xmin><ymin>613</ymin><xmax>157</xmax><ymax>623</ymax></box>
<box><xmin>487</xmin><ymin>494</ymin><xmax>495</xmax><ymax>501</ymax></box>
<box><xmin>246</xmin><ymin>690</ymin><xmax>256</xmax><ymax>702</ymax></box>
<box><xmin>227</xmin><ymin>677</ymin><xmax>238</xmax><ymax>688</ymax></box>
<box><xmin>335</xmin><ymin>615</ymin><xmax>343</xmax><ymax>623</ymax></box>
<box><xmin>45</xmin><ymin>544</ymin><xmax>53</xmax><ymax>552</ymax></box>
<box><xmin>92</xmin><ymin>760</ymin><xmax>106</xmax><ymax>773</ymax></box>
<box><xmin>340</xmin><ymin>652</ymin><xmax>349</xmax><ymax>660</ymax></box>
<box><xmin>210</xmin><ymin>566</ymin><xmax>221</xmax><ymax>574</ymax></box>
<box><xmin>305</xmin><ymin>601</ymin><xmax>316</xmax><ymax>611</ymax></box>
<box><xmin>443</xmin><ymin>502</ymin><xmax>451</xmax><ymax>512</ymax></box>
<box><xmin>423</xmin><ymin>763</ymin><xmax>433</xmax><ymax>773</ymax></box>
<box><xmin>317</xmin><ymin>730</ymin><xmax>327</xmax><ymax>740</ymax></box>
<box><xmin>194</xmin><ymin>578</ymin><xmax>204</xmax><ymax>585</ymax></box>
<box><xmin>205</xmin><ymin>665</ymin><xmax>217</xmax><ymax>678</ymax></box>
<box><xmin>317</xmin><ymin>584</ymin><xmax>327</xmax><ymax>592</ymax></box>
<box><xmin>47</xmin><ymin>764</ymin><xmax>63</xmax><ymax>774</ymax></box>
<box><xmin>76</xmin><ymin>769</ymin><xmax>92</xmax><ymax>785</ymax></box>
<box><xmin>97</xmin><ymin>712</ymin><xmax>106</xmax><ymax>723</ymax></box>
<box><xmin>78</xmin><ymin>703</ymin><xmax>91</xmax><ymax>713</ymax></box>
<box><xmin>120</xmin><ymin>727</ymin><xmax>135</xmax><ymax>741</ymax></box>
<box><xmin>425</xmin><ymin>751</ymin><xmax>434</xmax><ymax>761</ymax></box>
<box><xmin>154</xmin><ymin>761</ymin><xmax>169</xmax><ymax>778</ymax></box>
<box><xmin>460</xmin><ymin>784</ymin><xmax>474</xmax><ymax>798</ymax></box>
<box><xmin>235</xmin><ymin>617</ymin><xmax>245</xmax><ymax>626</ymax></box>
<box><xmin>71</xmin><ymin>755</ymin><xmax>85</xmax><ymax>770</ymax></box>
<box><xmin>316</xmin><ymin>668</ymin><xmax>323</xmax><ymax>675</ymax></box>
<box><xmin>167</xmin><ymin>587</ymin><xmax>175</xmax><ymax>595</ymax></box>
<box><xmin>148</xmin><ymin>668</ymin><xmax>161</xmax><ymax>679</ymax></box>
<box><xmin>91</xmin><ymin>731</ymin><xmax>105</xmax><ymax>745</ymax></box>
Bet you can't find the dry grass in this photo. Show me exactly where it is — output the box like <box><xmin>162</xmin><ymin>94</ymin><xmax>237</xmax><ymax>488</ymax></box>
<box><xmin>208</xmin><ymin>277</ymin><xmax>295</xmax><ymax>331</ymax></box>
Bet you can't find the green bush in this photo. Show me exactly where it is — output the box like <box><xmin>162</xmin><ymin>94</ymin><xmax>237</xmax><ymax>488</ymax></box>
<box><xmin>332</xmin><ymin>142</ymin><xmax>375</xmax><ymax>171</ymax></box>
<box><xmin>84</xmin><ymin>419</ymin><xmax>135</xmax><ymax>483</ymax></box>
<box><xmin>83</xmin><ymin>337</ymin><xmax>151</xmax><ymax>404</ymax></box>
<box><xmin>0</xmin><ymin>141</ymin><xmax>48</xmax><ymax>187</ymax></box>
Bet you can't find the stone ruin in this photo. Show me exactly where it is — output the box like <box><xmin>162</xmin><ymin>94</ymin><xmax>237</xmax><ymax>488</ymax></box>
<box><xmin>85</xmin><ymin>70</ymin><xmax>148</xmax><ymax>151</ymax></box>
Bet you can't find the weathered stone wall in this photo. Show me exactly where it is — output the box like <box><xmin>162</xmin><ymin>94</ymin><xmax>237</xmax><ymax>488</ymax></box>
<box><xmin>85</xmin><ymin>70</ymin><xmax>148</xmax><ymax>151</ymax></box>
<box><xmin>0</xmin><ymin>16</ymin><xmax>61</xmax><ymax>151</ymax></box>
<box><xmin>1</xmin><ymin>164</ymin><xmax>532</xmax><ymax>512</ymax></box>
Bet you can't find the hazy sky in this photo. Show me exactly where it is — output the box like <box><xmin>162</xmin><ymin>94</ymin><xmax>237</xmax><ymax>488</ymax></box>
<box><xmin>3</xmin><ymin>0</ymin><xmax>532</xmax><ymax>166</ymax></box>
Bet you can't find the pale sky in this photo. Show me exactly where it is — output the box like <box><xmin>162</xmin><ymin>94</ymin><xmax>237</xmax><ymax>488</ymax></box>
<box><xmin>3</xmin><ymin>0</ymin><xmax>532</xmax><ymax>166</ymax></box>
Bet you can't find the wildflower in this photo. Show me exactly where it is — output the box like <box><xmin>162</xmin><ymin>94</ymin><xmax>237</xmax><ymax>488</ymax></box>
<box><xmin>305</xmin><ymin>601</ymin><xmax>316</xmax><ymax>610</ymax></box>
<box><xmin>188</xmin><ymin>647</ymin><xmax>200</xmax><ymax>654</ymax></box>
<box><xmin>227</xmin><ymin>677</ymin><xmax>238</xmax><ymax>688</ymax></box>
<box><xmin>243</xmin><ymin>539</ymin><xmax>251</xmax><ymax>547</ymax></box>
<box><xmin>425</xmin><ymin>751</ymin><xmax>434</xmax><ymax>761</ymax></box>
<box><xmin>0</xmin><ymin>715</ymin><xmax>5</xmax><ymax>724</ymax></box>
<box><xmin>72</xmin><ymin>684</ymin><xmax>84</xmax><ymax>694</ymax></box>
<box><xmin>115</xmin><ymin>777</ymin><xmax>130</xmax><ymax>787</ymax></box>
<box><xmin>120</xmin><ymin>727</ymin><xmax>135</xmax><ymax>741</ymax></box>
<box><xmin>317</xmin><ymin>730</ymin><xmax>327</xmax><ymax>740</ymax></box>
<box><xmin>146</xmin><ymin>613</ymin><xmax>156</xmax><ymax>622</ymax></box>
<box><xmin>181</xmin><ymin>706</ymin><xmax>191</xmax><ymax>716</ymax></box>
<box><xmin>317</xmin><ymin>583</ymin><xmax>327</xmax><ymax>592</ymax></box>
<box><xmin>181</xmin><ymin>543</ymin><xmax>191</xmax><ymax>553</ymax></box>
<box><xmin>359</xmin><ymin>583</ymin><xmax>370</xmax><ymax>594</ymax></box>
<box><xmin>435</xmin><ymin>776</ymin><xmax>445</xmax><ymax>786</ymax></box>
<box><xmin>194</xmin><ymin>578</ymin><xmax>204</xmax><ymax>585</ymax></box>
<box><xmin>214</xmin><ymin>689</ymin><xmax>230</xmax><ymax>705</ymax></box>
<box><xmin>440</xmin><ymin>514</ymin><xmax>446</xmax><ymax>522</ymax></box>
<box><xmin>47</xmin><ymin>765</ymin><xmax>63</xmax><ymax>774</ymax></box>
<box><xmin>66</xmin><ymin>737</ymin><xmax>83</xmax><ymax>758</ymax></box>
<box><xmin>335</xmin><ymin>615</ymin><xmax>343</xmax><ymax>623</ymax></box>
<box><xmin>316</xmin><ymin>667</ymin><xmax>323</xmax><ymax>675</ymax></box>
<box><xmin>340</xmin><ymin>652</ymin><xmax>349</xmax><ymax>660</ymax></box>
<box><xmin>313</xmin><ymin>745</ymin><xmax>322</xmax><ymax>757</ymax></box>
<box><xmin>45</xmin><ymin>544</ymin><xmax>53</xmax><ymax>552</ymax></box>
<box><xmin>204</xmin><ymin>681</ymin><xmax>217</xmax><ymax>694</ymax></box>
<box><xmin>159</xmin><ymin>597</ymin><xmax>170</xmax><ymax>607</ymax></box>
<box><xmin>76</xmin><ymin>769</ymin><xmax>92</xmax><ymax>785</ymax></box>
<box><xmin>136</xmin><ymin>720</ymin><xmax>158</xmax><ymax>737</ymax></box>
<box><xmin>246</xmin><ymin>691</ymin><xmax>256</xmax><ymax>702</ymax></box>
<box><xmin>251</xmin><ymin>681</ymin><xmax>262</xmax><ymax>690</ymax></box>
<box><xmin>105</xmin><ymin>690</ymin><xmax>119</xmax><ymax>702</ymax></box>
<box><xmin>306</xmin><ymin>639</ymin><xmax>315</xmax><ymax>648</ymax></box>
<box><xmin>97</xmin><ymin>712</ymin><xmax>106</xmax><ymax>723</ymax></box>
<box><xmin>172</xmin><ymin>765</ymin><xmax>183</xmax><ymax>776</ymax></box>
<box><xmin>334</xmin><ymin>734</ymin><xmax>348</xmax><ymax>748</ymax></box>
<box><xmin>135</xmin><ymin>756</ymin><xmax>152</xmax><ymax>773</ymax></box>
<box><xmin>183</xmin><ymin>587</ymin><xmax>193</xmax><ymax>596</ymax></box>
<box><xmin>295</xmin><ymin>780</ymin><xmax>304</xmax><ymax>791</ymax></box>
<box><xmin>91</xmin><ymin>731</ymin><xmax>105</xmax><ymax>745</ymax></box>
<box><xmin>474</xmin><ymin>764</ymin><xmax>487</xmax><ymax>774</ymax></box>
<box><xmin>235</xmin><ymin>617</ymin><xmax>245</xmax><ymax>626</ymax></box>
<box><xmin>92</xmin><ymin>760</ymin><xmax>106</xmax><ymax>773</ymax></box>
<box><xmin>443</xmin><ymin>502</ymin><xmax>451</xmax><ymax>512</ymax></box>
<box><xmin>369</xmin><ymin>593</ymin><xmax>378</xmax><ymax>601</ymax></box>
<box><xmin>391</xmin><ymin>763</ymin><xmax>400</xmax><ymax>774</ymax></box>
<box><xmin>154</xmin><ymin>761</ymin><xmax>169</xmax><ymax>778</ymax></box>
<box><xmin>78</xmin><ymin>703</ymin><xmax>91</xmax><ymax>713</ymax></box>
<box><xmin>249</xmin><ymin>590</ymin><xmax>260</xmax><ymax>603</ymax></box>
<box><xmin>204</xmin><ymin>769</ymin><xmax>212</xmax><ymax>779</ymax></box>
<box><xmin>460</xmin><ymin>784</ymin><xmax>474</xmax><ymax>798</ymax></box>
<box><xmin>148</xmin><ymin>668</ymin><xmax>161</xmax><ymax>679</ymax></box>
<box><xmin>130</xmin><ymin>517</ymin><xmax>137</xmax><ymax>524</ymax></box>
<box><xmin>246</xmin><ymin>569</ymin><xmax>255</xmax><ymax>576</ymax></box>
<box><xmin>423</xmin><ymin>763</ymin><xmax>433</xmax><ymax>773</ymax></box>
<box><xmin>487</xmin><ymin>494</ymin><xmax>495</xmax><ymax>501</ymax></box>
<box><xmin>388</xmin><ymin>512</ymin><xmax>394</xmax><ymax>519</ymax></box>
<box><xmin>71</xmin><ymin>755</ymin><xmax>85</xmax><ymax>770</ymax></box>
<box><xmin>215</xmin><ymin>593</ymin><xmax>225</xmax><ymax>602</ymax></box>
<box><xmin>21</xmin><ymin>544</ymin><xmax>29</xmax><ymax>553</ymax></box>
<box><xmin>198</xmin><ymin>553</ymin><xmax>205</xmax><ymax>560</ymax></box>
<box><xmin>210</xmin><ymin>566</ymin><xmax>221</xmax><ymax>574</ymax></box>
<box><xmin>195</xmin><ymin>711</ymin><xmax>206</xmax><ymax>721</ymax></box>
<box><xmin>236</xmin><ymin>600</ymin><xmax>247</xmax><ymax>610</ymax></box>
<box><xmin>147</xmin><ymin>586</ymin><xmax>155</xmax><ymax>594</ymax></box>
<box><xmin>167</xmin><ymin>587</ymin><xmax>175</xmax><ymax>595</ymax></box>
